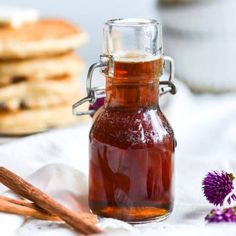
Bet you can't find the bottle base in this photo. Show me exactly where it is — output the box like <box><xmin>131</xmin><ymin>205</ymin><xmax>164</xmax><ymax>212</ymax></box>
<box><xmin>128</xmin><ymin>212</ymin><xmax>170</xmax><ymax>224</ymax></box>
<box><xmin>91</xmin><ymin>206</ymin><xmax>172</xmax><ymax>223</ymax></box>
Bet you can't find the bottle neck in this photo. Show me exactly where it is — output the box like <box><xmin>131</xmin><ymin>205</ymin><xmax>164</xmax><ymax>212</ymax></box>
<box><xmin>104</xmin><ymin>57</ymin><xmax>162</xmax><ymax>110</ymax></box>
<box><xmin>105</xmin><ymin>77</ymin><xmax>159</xmax><ymax>109</ymax></box>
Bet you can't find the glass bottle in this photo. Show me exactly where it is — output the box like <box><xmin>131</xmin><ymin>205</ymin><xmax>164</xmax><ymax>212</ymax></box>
<box><xmin>73</xmin><ymin>18</ymin><xmax>176</xmax><ymax>223</ymax></box>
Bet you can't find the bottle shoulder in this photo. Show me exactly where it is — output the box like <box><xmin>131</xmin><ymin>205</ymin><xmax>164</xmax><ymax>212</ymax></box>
<box><xmin>90</xmin><ymin>107</ymin><xmax>174</xmax><ymax>149</ymax></box>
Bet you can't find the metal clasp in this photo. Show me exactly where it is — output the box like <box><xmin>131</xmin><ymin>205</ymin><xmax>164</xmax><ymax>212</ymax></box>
<box><xmin>72</xmin><ymin>55</ymin><xmax>108</xmax><ymax>116</ymax></box>
<box><xmin>159</xmin><ymin>56</ymin><xmax>177</xmax><ymax>96</ymax></box>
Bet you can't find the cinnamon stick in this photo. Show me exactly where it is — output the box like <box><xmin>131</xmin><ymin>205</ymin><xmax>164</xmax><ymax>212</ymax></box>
<box><xmin>0</xmin><ymin>167</ymin><xmax>102</xmax><ymax>235</ymax></box>
<box><xmin>0</xmin><ymin>196</ymin><xmax>98</xmax><ymax>224</ymax></box>
<box><xmin>0</xmin><ymin>195</ymin><xmax>46</xmax><ymax>212</ymax></box>
<box><xmin>0</xmin><ymin>198</ymin><xmax>61</xmax><ymax>221</ymax></box>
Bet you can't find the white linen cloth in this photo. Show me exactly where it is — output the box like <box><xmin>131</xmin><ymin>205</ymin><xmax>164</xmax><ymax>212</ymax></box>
<box><xmin>0</xmin><ymin>81</ymin><xmax>236</xmax><ymax>235</ymax></box>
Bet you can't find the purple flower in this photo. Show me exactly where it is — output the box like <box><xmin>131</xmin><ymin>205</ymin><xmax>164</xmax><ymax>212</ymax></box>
<box><xmin>205</xmin><ymin>207</ymin><xmax>236</xmax><ymax>223</ymax></box>
<box><xmin>202</xmin><ymin>171</ymin><xmax>235</xmax><ymax>206</ymax></box>
<box><xmin>88</xmin><ymin>97</ymin><xmax>105</xmax><ymax>117</ymax></box>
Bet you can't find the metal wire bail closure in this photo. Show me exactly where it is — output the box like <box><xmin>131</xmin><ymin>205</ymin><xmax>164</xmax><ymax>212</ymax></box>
<box><xmin>72</xmin><ymin>55</ymin><xmax>108</xmax><ymax>116</ymax></box>
<box><xmin>72</xmin><ymin>55</ymin><xmax>176</xmax><ymax>116</ymax></box>
<box><xmin>160</xmin><ymin>56</ymin><xmax>176</xmax><ymax>96</ymax></box>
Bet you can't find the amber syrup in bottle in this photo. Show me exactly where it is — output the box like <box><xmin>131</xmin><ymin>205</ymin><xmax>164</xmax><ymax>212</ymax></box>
<box><xmin>89</xmin><ymin>54</ymin><xmax>175</xmax><ymax>223</ymax></box>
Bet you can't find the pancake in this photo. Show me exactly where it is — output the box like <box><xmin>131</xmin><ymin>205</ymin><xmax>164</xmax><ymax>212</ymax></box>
<box><xmin>0</xmin><ymin>53</ymin><xmax>84</xmax><ymax>86</ymax></box>
<box><xmin>0</xmin><ymin>103</ymin><xmax>87</xmax><ymax>135</ymax></box>
<box><xmin>0</xmin><ymin>19</ymin><xmax>88</xmax><ymax>59</ymax></box>
<box><xmin>0</xmin><ymin>76</ymin><xmax>82</xmax><ymax>111</ymax></box>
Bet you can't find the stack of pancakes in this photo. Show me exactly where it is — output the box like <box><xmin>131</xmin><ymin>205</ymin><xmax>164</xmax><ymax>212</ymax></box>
<box><xmin>0</xmin><ymin>19</ymin><xmax>87</xmax><ymax>135</ymax></box>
